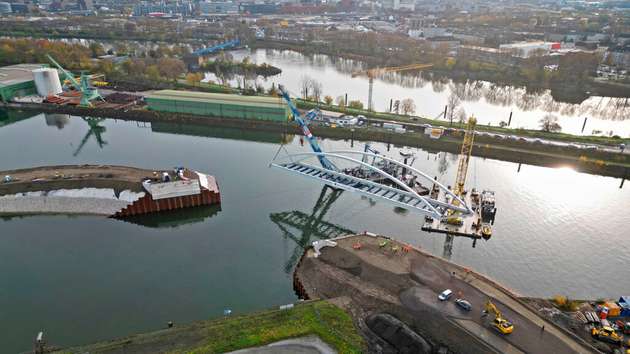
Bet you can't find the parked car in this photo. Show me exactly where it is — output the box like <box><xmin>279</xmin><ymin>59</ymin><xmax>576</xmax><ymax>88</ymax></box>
<box><xmin>455</xmin><ymin>298</ymin><xmax>472</xmax><ymax>311</ymax></box>
<box><xmin>438</xmin><ymin>289</ymin><xmax>453</xmax><ymax>301</ymax></box>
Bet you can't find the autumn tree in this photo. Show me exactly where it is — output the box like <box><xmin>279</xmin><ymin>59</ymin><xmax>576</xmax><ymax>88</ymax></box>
<box><xmin>324</xmin><ymin>95</ymin><xmax>333</xmax><ymax>105</ymax></box>
<box><xmin>157</xmin><ymin>58</ymin><xmax>185</xmax><ymax>82</ymax></box>
<box><xmin>348</xmin><ymin>100</ymin><xmax>363</xmax><ymax>109</ymax></box>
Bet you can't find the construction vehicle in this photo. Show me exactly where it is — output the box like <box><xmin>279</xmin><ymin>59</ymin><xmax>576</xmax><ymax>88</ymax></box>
<box><xmin>47</xmin><ymin>54</ymin><xmax>103</xmax><ymax>107</ymax></box>
<box><xmin>446</xmin><ymin>117</ymin><xmax>476</xmax><ymax>226</ymax></box>
<box><xmin>483</xmin><ymin>299</ymin><xmax>514</xmax><ymax>334</ymax></box>
<box><xmin>351</xmin><ymin>63</ymin><xmax>433</xmax><ymax>111</ymax></box>
<box><xmin>591</xmin><ymin>326</ymin><xmax>622</xmax><ymax>345</ymax></box>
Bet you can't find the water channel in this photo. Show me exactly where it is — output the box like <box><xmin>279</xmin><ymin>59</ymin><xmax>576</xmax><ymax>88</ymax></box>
<box><xmin>0</xmin><ymin>112</ymin><xmax>629</xmax><ymax>352</ymax></box>
<box><xmin>206</xmin><ymin>48</ymin><xmax>630</xmax><ymax>136</ymax></box>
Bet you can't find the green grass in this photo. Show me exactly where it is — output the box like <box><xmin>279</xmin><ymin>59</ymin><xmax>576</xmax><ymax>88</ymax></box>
<box><xmin>186</xmin><ymin>300</ymin><xmax>365</xmax><ymax>353</ymax></box>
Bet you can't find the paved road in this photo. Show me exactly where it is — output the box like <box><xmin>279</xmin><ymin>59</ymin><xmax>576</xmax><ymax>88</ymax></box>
<box><xmin>405</xmin><ymin>256</ymin><xmax>590</xmax><ymax>354</ymax></box>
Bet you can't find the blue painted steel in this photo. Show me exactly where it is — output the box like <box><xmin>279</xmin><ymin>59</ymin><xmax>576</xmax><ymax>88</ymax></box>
<box><xmin>278</xmin><ymin>86</ymin><xmax>337</xmax><ymax>171</ymax></box>
<box><xmin>192</xmin><ymin>39</ymin><xmax>241</xmax><ymax>56</ymax></box>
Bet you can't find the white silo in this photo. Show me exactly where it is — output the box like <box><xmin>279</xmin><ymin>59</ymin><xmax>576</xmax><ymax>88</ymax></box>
<box><xmin>33</xmin><ymin>68</ymin><xmax>63</xmax><ymax>97</ymax></box>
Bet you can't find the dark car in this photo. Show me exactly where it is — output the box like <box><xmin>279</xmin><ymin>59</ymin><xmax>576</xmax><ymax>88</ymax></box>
<box><xmin>455</xmin><ymin>298</ymin><xmax>472</xmax><ymax>311</ymax></box>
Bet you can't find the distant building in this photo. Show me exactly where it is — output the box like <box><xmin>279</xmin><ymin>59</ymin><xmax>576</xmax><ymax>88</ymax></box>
<box><xmin>0</xmin><ymin>2</ymin><xmax>11</xmax><ymax>13</ymax></box>
<box><xmin>239</xmin><ymin>3</ymin><xmax>278</xmax><ymax>14</ymax></box>
<box><xmin>499</xmin><ymin>41</ymin><xmax>561</xmax><ymax>58</ymax></box>
<box><xmin>132</xmin><ymin>1</ymin><xmax>193</xmax><ymax>17</ymax></box>
<box><xmin>9</xmin><ymin>2</ymin><xmax>27</xmax><ymax>12</ymax></box>
<box><xmin>409</xmin><ymin>27</ymin><xmax>451</xmax><ymax>39</ymax></box>
<box><xmin>381</xmin><ymin>0</ymin><xmax>413</xmax><ymax>11</ymax></box>
<box><xmin>199</xmin><ymin>1</ymin><xmax>238</xmax><ymax>15</ymax></box>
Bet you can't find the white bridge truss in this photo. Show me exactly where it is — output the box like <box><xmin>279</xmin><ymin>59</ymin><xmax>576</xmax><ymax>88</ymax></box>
<box><xmin>271</xmin><ymin>150</ymin><xmax>473</xmax><ymax>220</ymax></box>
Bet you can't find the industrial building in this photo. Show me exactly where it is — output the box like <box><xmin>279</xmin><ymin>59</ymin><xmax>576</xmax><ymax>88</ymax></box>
<box><xmin>0</xmin><ymin>64</ymin><xmax>47</xmax><ymax>102</ymax></box>
<box><xmin>146</xmin><ymin>90</ymin><xmax>289</xmax><ymax>121</ymax></box>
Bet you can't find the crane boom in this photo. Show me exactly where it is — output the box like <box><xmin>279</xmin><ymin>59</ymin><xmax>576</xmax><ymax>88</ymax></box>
<box><xmin>278</xmin><ymin>85</ymin><xmax>337</xmax><ymax>171</ymax></box>
<box><xmin>351</xmin><ymin>63</ymin><xmax>433</xmax><ymax>111</ymax></box>
<box><xmin>454</xmin><ymin>117</ymin><xmax>476</xmax><ymax>197</ymax></box>
<box><xmin>46</xmin><ymin>54</ymin><xmax>80</xmax><ymax>88</ymax></box>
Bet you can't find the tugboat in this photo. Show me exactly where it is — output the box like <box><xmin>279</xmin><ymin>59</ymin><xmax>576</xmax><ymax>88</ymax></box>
<box><xmin>480</xmin><ymin>190</ymin><xmax>497</xmax><ymax>224</ymax></box>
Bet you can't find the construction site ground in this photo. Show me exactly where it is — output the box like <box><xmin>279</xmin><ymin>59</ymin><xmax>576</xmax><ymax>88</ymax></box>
<box><xmin>294</xmin><ymin>234</ymin><xmax>598</xmax><ymax>353</ymax></box>
<box><xmin>0</xmin><ymin>165</ymin><xmax>161</xmax><ymax>196</ymax></box>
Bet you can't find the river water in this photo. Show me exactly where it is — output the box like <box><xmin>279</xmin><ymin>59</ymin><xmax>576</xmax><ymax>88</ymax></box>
<box><xmin>1</xmin><ymin>112</ymin><xmax>629</xmax><ymax>352</ymax></box>
<box><xmin>206</xmin><ymin>48</ymin><xmax>630</xmax><ymax>136</ymax></box>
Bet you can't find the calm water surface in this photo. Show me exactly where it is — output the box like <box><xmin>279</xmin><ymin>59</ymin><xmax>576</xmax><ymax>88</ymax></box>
<box><xmin>207</xmin><ymin>49</ymin><xmax>630</xmax><ymax>136</ymax></box>
<box><xmin>1</xmin><ymin>113</ymin><xmax>629</xmax><ymax>352</ymax></box>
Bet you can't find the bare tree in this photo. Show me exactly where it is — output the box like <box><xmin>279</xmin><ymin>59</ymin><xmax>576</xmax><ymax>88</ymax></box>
<box><xmin>539</xmin><ymin>114</ymin><xmax>562</xmax><ymax>132</ymax></box>
<box><xmin>299</xmin><ymin>75</ymin><xmax>312</xmax><ymax>99</ymax></box>
<box><xmin>401</xmin><ymin>98</ymin><xmax>416</xmax><ymax>115</ymax></box>
<box><xmin>311</xmin><ymin>79</ymin><xmax>323</xmax><ymax>102</ymax></box>
<box><xmin>447</xmin><ymin>93</ymin><xmax>461</xmax><ymax>124</ymax></box>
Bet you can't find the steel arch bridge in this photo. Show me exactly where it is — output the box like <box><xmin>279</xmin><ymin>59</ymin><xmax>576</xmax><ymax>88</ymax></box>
<box><xmin>271</xmin><ymin>150</ymin><xmax>473</xmax><ymax>220</ymax></box>
<box><xmin>273</xmin><ymin>84</ymin><xmax>473</xmax><ymax>221</ymax></box>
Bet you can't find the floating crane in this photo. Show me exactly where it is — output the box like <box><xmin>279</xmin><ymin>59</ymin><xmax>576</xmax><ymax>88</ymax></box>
<box><xmin>272</xmin><ymin>86</ymin><xmax>472</xmax><ymax>220</ymax></box>
<box><xmin>46</xmin><ymin>54</ymin><xmax>103</xmax><ymax>107</ymax></box>
<box><xmin>446</xmin><ymin>117</ymin><xmax>476</xmax><ymax>226</ymax></box>
<box><xmin>351</xmin><ymin>63</ymin><xmax>433</xmax><ymax>111</ymax></box>
<box><xmin>483</xmin><ymin>299</ymin><xmax>514</xmax><ymax>335</ymax></box>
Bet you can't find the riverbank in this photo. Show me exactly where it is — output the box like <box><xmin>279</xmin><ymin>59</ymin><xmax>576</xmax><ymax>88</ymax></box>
<box><xmin>51</xmin><ymin>300</ymin><xmax>365</xmax><ymax>353</ymax></box>
<box><xmin>294</xmin><ymin>233</ymin><xmax>598</xmax><ymax>353</ymax></box>
<box><xmin>6</xmin><ymin>104</ymin><xmax>630</xmax><ymax>179</ymax></box>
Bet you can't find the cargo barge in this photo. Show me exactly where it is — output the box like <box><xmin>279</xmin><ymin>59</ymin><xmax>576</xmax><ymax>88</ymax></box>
<box><xmin>0</xmin><ymin>165</ymin><xmax>220</xmax><ymax>217</ymax></box>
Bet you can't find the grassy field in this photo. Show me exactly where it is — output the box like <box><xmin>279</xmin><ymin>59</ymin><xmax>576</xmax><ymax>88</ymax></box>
<box><xmin>188</xmin><ymin>300</ymin><xmax>365</xmax><ymax>353</ymax></box>
<box><xmin>58</xmin><ymin>300</ymin><xmax>366</xmax><ymax>354</ymax></box>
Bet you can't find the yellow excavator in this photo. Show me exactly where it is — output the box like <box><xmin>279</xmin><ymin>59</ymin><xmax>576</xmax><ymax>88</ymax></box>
<box><xmin>591</xmin><ymin>326</ymin><xmax>622</xmax><ymax>345</ymax></box>
<box><xmin>483</xmin><ymin>300</ymin><xmax>514</xmax><ymax>334</ymax></box>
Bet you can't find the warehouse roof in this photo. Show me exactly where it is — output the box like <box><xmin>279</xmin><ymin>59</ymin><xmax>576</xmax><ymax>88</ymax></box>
<box><xmin>146</xmin><ymin>90</ymin><xmax>287</xmax><ymax>109</ymax></box>
<box><xmin>0</xmin><ymin>64</ymin><xmax>45</xmax><ymax>88</ymax></box>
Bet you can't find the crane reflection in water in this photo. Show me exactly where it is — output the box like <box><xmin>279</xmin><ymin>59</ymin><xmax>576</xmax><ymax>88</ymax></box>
<box><xmin>73</xmin><ymin>117</ymin><xmax>107</xmax><ymax>156</ymax></box>
<box><xmin>270</xmin><ymin>186</ymin><xmax>354</xmax><ymax>274</ymax></box>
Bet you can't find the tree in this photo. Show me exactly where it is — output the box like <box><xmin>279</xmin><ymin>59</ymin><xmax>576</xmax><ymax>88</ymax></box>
<box><xmin>186</xmin><ymin>72</ymin><xmax>202</xmax><ymax>86</ymax></box>
<box><xmin>324</xmin><ymin>95</ymin><xmax>333</xmax><ymax>105</ymax></box>
<box><xmin>157</xmin><ymin>58</ymin><xmax>185</xmax><ymax>82</ymax></box>
<box><xmin>89</xmin><ymin>43</ymin><xmax>105</xmax><ymax>58</ymax></box>
<box><xmin>336</xmin><ymin>95</ymin><xmax>345</xmax><ymax>109</ymax></box>
<box><xmin>401</xmin><ymin>98</ymin><xmax>416</xmax><ymax>115</ymax></box>
<box><xmin>539</xmin><ymin>114</ymin><xmax>562</xmax><ymax>132</ymax></box>
<box><xmin>299</xmin><ymin>75</ymin><xmax>312</xmax><ymax>99</ymax></box>
<box><xmin>146</xmin><ymin>65</ymin><xmax>160</xmax><ymax>81</ymax></box>
<box><xmin>348</xmin><ymin>100</ymin><xmax>363</xmax><ymax>109</ymax></box>
<box><xmin>311</xmin><ymin>79</ymin><xmax>323</xmax><ymax>102</ymax></box>
<box><xmin>446</xmin><ymin>93</ymin><xmax>460</xmax><ymax>124</ymax></box>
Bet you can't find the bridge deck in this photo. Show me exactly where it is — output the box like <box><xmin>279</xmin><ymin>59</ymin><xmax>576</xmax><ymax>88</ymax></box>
<box><xmin>273</xmin><ymin>161</ymin><xmax>444</xmax><ymax>218</ymax></box>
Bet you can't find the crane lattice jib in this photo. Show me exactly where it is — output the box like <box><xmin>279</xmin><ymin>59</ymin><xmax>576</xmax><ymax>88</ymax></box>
<box><xmin>46</xmin><ymin>54</ymin><xmax>80</xmax><ymax>88</ymax></box>
<box><xmin>278</xmin><ymin>86</ymin><xmax>337</xmax><ymax>171</ymax></box>
<box><xmin>454</xmin><ymin>117</ymin><xmax>477</xmax><ymax>197</ymax></box>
